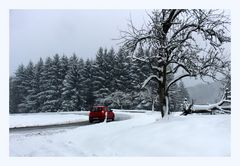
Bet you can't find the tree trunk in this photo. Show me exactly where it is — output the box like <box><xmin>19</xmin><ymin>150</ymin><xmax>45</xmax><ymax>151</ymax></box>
<box><xmin>158</xmin><ymin>82</ymin><xmax>165</xmax><ymax>117</ymax></box>
<box><xmin>158</xmin><ymin>65</ymin><xmax>167</xmax><ymax>118</ymax></box>
<box><xmin>152</xmin><ymin>98</ymin><xmax>155</xmax><ymax>112</ymax></box>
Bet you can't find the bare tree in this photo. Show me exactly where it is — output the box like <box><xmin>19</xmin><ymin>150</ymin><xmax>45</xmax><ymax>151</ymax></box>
<box><xmin>120</xmin><ymin>9</ymin><xmax>231</xmax><ymax>118</ymax></box>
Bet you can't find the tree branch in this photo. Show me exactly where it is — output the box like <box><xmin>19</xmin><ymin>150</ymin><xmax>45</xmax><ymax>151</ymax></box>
<box><xmin>142</xmin><ymin>75</ymin><xmax>163</xmax><ymax>89</ymax></box>
<box><xmin>166</xmin><ymin>73</ymin><xmax>196</xmax><ymax>94</ymax></box>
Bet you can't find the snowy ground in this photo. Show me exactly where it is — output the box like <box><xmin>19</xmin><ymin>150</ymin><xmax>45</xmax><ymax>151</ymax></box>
<box><xmin>9</xmin><ymin>111</ymin><xmax>230</xmax><ymax>156</ymax></box>
<box><xmin>9</xmin><ymin>112</ymin><xmax>89</xmax><ymax>128</ymax></box>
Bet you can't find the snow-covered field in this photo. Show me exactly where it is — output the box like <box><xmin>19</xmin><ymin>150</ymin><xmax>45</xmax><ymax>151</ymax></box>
<box><xmin>9</xmin><ymin>112</ymin><xmax>89</xmax><ymax>128</ymax></box>
<box><xmin>9</xmin><ymin>111</ymin><xmax>230</xmax><ymax>156</ymax></box>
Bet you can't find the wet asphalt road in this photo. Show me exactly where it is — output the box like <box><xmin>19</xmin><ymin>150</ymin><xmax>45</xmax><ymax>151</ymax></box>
<box><xmin>9</xmin><ymin>120</ymin><xmax>92</xmax><ymax>133</ymax></box>
<box><xmin>9</xmin><ymin>112</ymin><xmax>132</xmax><ymax>133</ymax></box>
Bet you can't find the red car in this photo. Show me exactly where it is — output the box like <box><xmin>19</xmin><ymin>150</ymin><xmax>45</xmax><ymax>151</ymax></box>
<box><xmin>89</xmin><ymin>106</ymin><xmax>115</xmax><ymax>123</ymax></box>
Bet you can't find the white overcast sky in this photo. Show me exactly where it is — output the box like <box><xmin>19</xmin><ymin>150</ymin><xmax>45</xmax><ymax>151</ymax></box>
<box><xmin>10</xmin><ymin>10</ymin><xmax>150</xmax><ymax>74</ymax></box>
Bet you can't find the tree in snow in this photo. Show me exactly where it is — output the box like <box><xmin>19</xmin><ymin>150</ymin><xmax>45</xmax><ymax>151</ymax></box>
<box><xmin>10</xmin><ymin>65</ymin><xmax>26</xmax><ymax>113</ymax></box>
<box><xmin>17</xmin><ymin>61</ymin><xmax>35</xmax><ymax>113</ymax></box>
<box><xmin>59</xmin><ymin>55</ymin><xmax>69</xmax><ymax>82</ymax></box>
<box><xmin>92</xmin><ymin>47</ymin><xmax>114</xmax><ymax>105</ymax></box>
<box><xmin>129</xmin><ymin>47</ymin><xmax>153</xmax><ymax>109</ymax></box>
<box><xmin>104</xmin><ymin>48</ymin><xmax>135</xmax><ymax>109</ymax></box>
<box><xmin>218</xmin><ymin>64</ymin><xmax>231</xmax><ymax>102</ymax></box>
<box><xmin>10</xmin><ymin>62</ymin><xmax>43</xmax><ymax>113</ymax></box>
<box><xmin>179</xmin><ymin>81</ymin><xmax>190</xmax><ymax>100</ymax></box>
<box><xmin>113</xmin><ymin>48</ymin><xmax>133</xmax><ymax>93</ymax></box>
<box><xmin>221</xmin><ymin>63</ymin><xmax>231</xmax><ymax>92</ymax></box>
<box><xmin>105</xmin><ymin>48</ymin><xmax>117</xmax><ymax>93</ymax></box>
<box><xmin>26</xmin><ymin>58</ymin><xmax>45</xmax><ymax>113</ymax></box>
<box><xmin>104</xmin><ymin>91</ymin><xmax>132</xmax><ymax>109</ymax></box>
<box><xmin>9</xmin><ymin>76</ymin><xmax>20</xmax><ymax>113</ymax></box>
<box><xmin>167</xmin><ymin>71</ymin><xmax>181</xmax><ymax>112</ymax></box>
<box><xmin>37</xmin><ymin>57</ymin><xmax>52</xmax><ymax>112</ymax></box>
<box><xmin>176</xmin><ymin>80</ymin><xmax>190</xmax><ymax>109</ymax></box>
<box><xmin>120</xmin><ymin>9</ymin><xmax>230</xmax><ymax>117</ymax></box>
<box><xmin>82</xmin><ymin>59</ymin><xmax>96</xmax><ymax>110</ymax></box>
<box><xmin>62</xmin><ymin>55</ymin><xmax>86</xmax><ymax>111</ymax></box>
<box><xmin>40</xmin><ymin>55</ymin><xmax>64</xmax><ymax>112</ymax></box>
<box><xmin>141</xmin><ymin>80</ymin><xmax>159</xmax><ymax>111</ymax></box>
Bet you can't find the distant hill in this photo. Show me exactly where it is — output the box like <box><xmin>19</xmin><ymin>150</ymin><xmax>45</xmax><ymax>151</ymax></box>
<box><xmin>186</xmin><ymin>82</ymin><xmax>223</xmax><ymax>104</ymax></box>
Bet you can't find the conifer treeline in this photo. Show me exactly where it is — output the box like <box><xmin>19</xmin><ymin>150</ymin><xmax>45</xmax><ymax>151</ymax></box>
<box><xmin>9</xmin><ymin>47</ymin><xmax>189</xmax><ymax>113</ymax></box>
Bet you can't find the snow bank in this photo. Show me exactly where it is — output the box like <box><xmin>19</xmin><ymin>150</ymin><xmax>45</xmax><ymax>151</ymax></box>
<box><xmin>113</xmin><ymin>109</ymin><xmax>147</xmax><ymax>113</ymax></box>
<box><xmin>193</xmin><ymin>104</ymin><xmax>212</xmax><ymax>110</ymax></box>
<box><xmin>10</xmin><ymin>111</ymin><xmax>230</xmax><ymax>156</ymax></box>
<box><xmin>9</xmin><ymin>112</ymin><xmax>89</xmax><ymax>128</ymax></box>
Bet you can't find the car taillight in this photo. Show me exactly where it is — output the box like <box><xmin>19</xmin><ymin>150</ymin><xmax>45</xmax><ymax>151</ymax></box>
<box><xmin>102</xmin><ymin>110</ymin><xmax>104</xmax><ymax>114</ymax></box>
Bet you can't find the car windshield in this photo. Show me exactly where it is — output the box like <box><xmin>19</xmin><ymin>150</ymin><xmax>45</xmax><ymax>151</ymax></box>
<box><xmin>92</xmin><ymin>107</ymin><xmax>103</xmax><ymax>112</ymax></box>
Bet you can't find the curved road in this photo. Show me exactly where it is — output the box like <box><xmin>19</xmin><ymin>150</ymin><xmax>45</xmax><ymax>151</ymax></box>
<box><xmin>9</xmin><ymin>112</ymin><xmax>132</xmax><ymax>133</ymax></box>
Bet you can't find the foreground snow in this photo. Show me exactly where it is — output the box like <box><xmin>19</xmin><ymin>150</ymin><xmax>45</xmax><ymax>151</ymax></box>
<box><xmin>9</xmin><ymin>112</ymin><xmax>89</xmax><ymax>128</ymax></box>
<box><xmin>9</xmin><ymin>111</ymin><xmax>230</xmax><ymax>156</ymax></box>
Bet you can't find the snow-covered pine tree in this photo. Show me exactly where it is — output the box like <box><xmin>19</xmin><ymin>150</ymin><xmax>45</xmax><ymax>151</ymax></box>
<box><xmin>40</xmin><ymin>55</ymin><xmax>63</xmax><ymax>112</ymax></box>
<box><xmin>37</xmin><ymin>57</ymin><xmax>51</xmax><ymax>112</ymax></box>
<box><xmin>113</xmin><ymin>48</ymin><xmax>131</xmax><ymax>92</ymax></box>
<box><xmin>141</xmin><ymin>49</ymin><xmax>160</xmax><ymax>110</ymax></box>
<box><xmin>92</xmin><ymin>47</ymin><xmax>112</xmax><ymax>105</ymax></box>
<box><xmin>10</xmin><ymin>64</ymin><xmax>32</xmax><ymax>113</ymax></box>
<box><xmin>9</xmin><ymin>76</ymin><xmax>21</xmax><ymax>113</ymax></box>
<box><xmin>130</xmin><ymin>47</ymin><xmax>154</xmax><ymax>109</ymax></box>
<box><xmin>9</xmin><ymin>77</ymin><xmax>15</xmax><ymax>113</ymax></box>
<box><xmin>12</xmin><ymin>65</ymin><xmax>26</xmax><ymax>113</ymax></box>
<box><xmin>26</xmin><ymin>58</ymin><xmax>44</xmax><ymax>113</ymax></box>
<box><xmin>140</xmin><ymin>80</ymin><xmax>159</xmax><ymax>111</ymax></box>
<box><xmin>105</xmin><ymin>91</ymin><xmax>132</xmax><ymax>109</ymax></box>
<box><xmin>59</xmin><ymin>55</ymin><xmax>69</xmax><ymax>81</ymax></box>
<box><xmin>107</xmin><ymin>48</ymin><xmax>133</xmax><ymax>109</ymax></box>
<box><xmin>17</xmin><ymin>61</ymin><xmax>35</xmax><ymax>113</ymax></box>
<box><xmin>62</xmin><ymin>55</ymin><xmax>85</xmax><ymax>111</ymax></box>
<box><xmin>167</xmin><ymin>71</ymin><xmax>182</xmax><ymax>112</ymax></box>
<box><xmin>82</xmin><ymin>59</ymin><xmax>95</xmax><ymax>110</ymax></box>
<box><xmin>105</xmin><ymin>48</ymin><xmax>116</xmax><ymax>93</ymax></box>
<box><xmin>78</xmin><ymin>58</ymin><xmax>87</xmax><ymax>109</ymax></box>
<box><xmin>178</xmin><ymin>80</ymin><xmax>190</xmax><ymax>104</ymax></box>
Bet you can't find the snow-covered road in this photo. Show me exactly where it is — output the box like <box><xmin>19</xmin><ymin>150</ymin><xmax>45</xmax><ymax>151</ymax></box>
<box><xmin>9</xmin><ymin>111</ymin><xmax>230</xmax><ymax>156</ymax></box>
